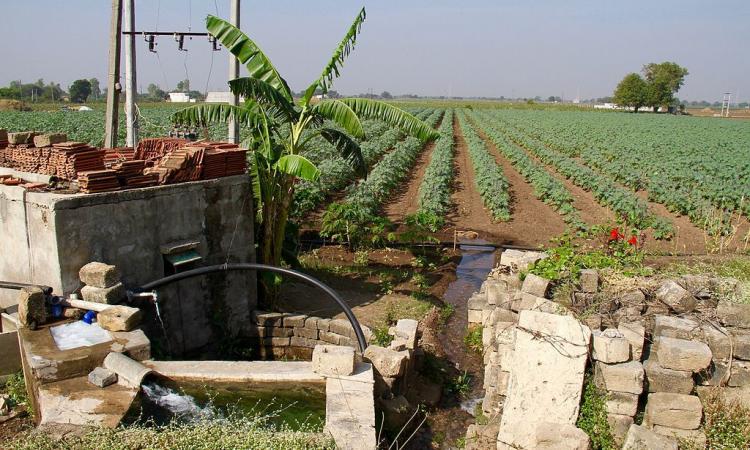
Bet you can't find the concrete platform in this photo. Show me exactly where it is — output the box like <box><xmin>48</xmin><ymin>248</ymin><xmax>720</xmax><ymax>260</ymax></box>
<box><xmin>144</xmin><ymin>360</ymin><xmax>325</xmax><ymax>383</ymax></box>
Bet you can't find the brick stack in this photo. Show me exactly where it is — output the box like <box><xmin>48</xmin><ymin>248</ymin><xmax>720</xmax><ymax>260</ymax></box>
<box><xmin>145</xmin><ymin>147</ymin><xmax>204</xmax><ymax>184</ymax></box>
<box><xmin>135</xmin><ymin>138</ymin><xmax>188</xmax><ymax>162</ymax></box>
<box><xmin>51</xmin><ymin>142</ymin><xmax>105</xmax><ymax>179</ymax></box>
<box><xmin>201</xmin><ymin>148</ymin><xmax>227</xmax><ymax>179</ymax></box>
<box><xmin>78</xmin><ymin>170</ymin><xmax>120</xmax><ymax>193</ymax></box>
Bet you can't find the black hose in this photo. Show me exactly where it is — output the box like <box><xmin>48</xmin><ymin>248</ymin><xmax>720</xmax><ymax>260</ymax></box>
<box><xmin>0</xmin><ymin>281</ymin><xmax>53</xmax><ymax>295</ymax></box>
<box><xmin>138</xmin><ymin>263</ymin><xmax>368</xmax><ymax>352</ymax></box>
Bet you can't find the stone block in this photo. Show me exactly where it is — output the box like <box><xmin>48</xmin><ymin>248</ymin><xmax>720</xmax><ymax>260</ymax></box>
<box><xmin>499</xmin><ymin>249</ymin><xmax>546</xmax><ymax>272</ymax></box>
<box><xmin>78</xmin><ymin>262</ymin><xmax>121</xmax><ymax>288</ymax></box>
<box><xmin>96</xmin><ymin>305</ymin><xmax>142</xmax><ymax>332</ymax></box>
<box><xmin>533</xmin><ymin>422</ymin><xmax>591</xmax><ymax>450</ymax></box>
<box><xmin>618</xmin><ymin>321</ymin><xmax>645</xmax><ymax>361</ymax></box>
<box><xmin>467</xmin><ymin>292</ymin><xmax>488</xmax><ymax>311</ymax></box>
<box><xmin>653</xmin><ymin>315</ymin><xmax>699</xmax><ymax>339</ymax></box>
<box><xmin>467</xmin><ymin>309</ymin><xmax>483</xmax><ymax>324</ymax></box>
<box><xmin>290</xmin><ymin>336</ymin><xmax>316</xmax><ymax>348</ymax></box>
<box><xmin>33</xmin><ymin>133</ymin><xmax>67</xmax><ymax>147</ymax></box>
<box><xmin>579</xmin><ymin>269</ymin><xmax>599</xmax><ymax>293</ymax></box>
<box><xmin>81</xmin><ymin>283</ymin><xmax>125</xmax><ymax>305</ymax></box>
<box><xmin>643</xmin><ymin>392</ymin><xmax>702</xmax><ymax>430</ymax></box>
<box><xmin>607</xmin><ymin>414</ymin><xmax>633</xmax><ymax>447</ymax></box>
<box><xmin>521</xmin><ymin>273</ymin><xmax>550</xmax><ymax>298</ymax></box>
<box><xmin>364</xmin><ymin>345</ymin><xmax>409</xmax><ymax>378</ymax></box>
<box><xmin>584</xmin><ymin>314</ymin><xmax>603</xmax><ymax>331</ymax></box>
<box><xmin>717</xmin><ymin>300</ymin><xmax>750</xmax><ymax>328</ymax></box>
<box><xmin>18</xmin><ymin>286</ymin><xmax>47</xmax><ymax>329</ymax></box>
<box><xmin>592</xmin><ymin>328</ymin><xmax>631</xmax><ymax>363</ymax></box>
<box><xmin>303</xmin><ymin>316</ymin><xmax>319</xmax><ymax>329</ymax></box>
<box><xmin>312</xmin><ymin>345</ymin><xmax>355</xmax><ymax>376</ymax></box>
<box><xmin>698</xmin><ymin>323</ymin><xmax>730</xmax><ymax>360</ymax></box>
<box><xmin>329</xmin><ymin>319</ymin><xmax>354</xmax><ymax>338</ymax></box>
<box><xmin>594</xmin><ymin>361</ymin><xmax>644</xmax><ymax>394</ymax></box>
<box><xmin>87</xmin><ymin>367</ymin><xmax>117</xmax><ymax>388</ymax></box>
<box><xmin>263</xmin><ymin>336</ymin><xmax>290</xmax><ymax>347</ymax></box>
<box><xmin>606</xmin><ymin>391</ymin><xmax>639</xmax><ymax>416</ymax></box>
<box><xmin>283</xmin><ymin>314</ymin><xmax>307</xmax><ymax>328</ymax></box>
<box><xmin>732</xmin><ymin>329</ymin><xmax>750</xmax><ymax>360</ymax></box>
<box><xmin>494</xmin><ymin>322</ymin><xmax>516</xmax><ymax>348</ymax></box>
<box><xmin>652</xmin><ymin>426</ymin><xmax>706</xmax><ymax>448</ymax></box>
<box><xmin>317</xmin><ymin>318</ymin><xmax>330</xmax><ymax>331</ymax></box>
<box><xmin>253</xmin><ymin>311</ymin><xmax>284</xmax><ymax>327</ymax></box>
<box><xmin>265</xmin><ymin>326</ymin><xmax>293</xmax><ymax>337</ymax></box>
<box><xmin>481</xmin><ymin>325</ymin><xmax>495</xmax><ymax>349</ymax></box>
<box><xmin>389</xmin><ymin>319</ymin><xmax>418</xmax><ymax>350</ymax></box>
<box><xmin>320</xmin><ymin>331</ymin><xmax>342</xmax><ymax>345</ymax></box>
<box><xmin>484</xmin><ymin>280</ymin><xmax>507</xmax><ymax>306</ymax></box>
<box><xmin>655</xmin><ymin>280</ymin><xmax>696</xmax><ymax>313</ymax></box>
<box><xmin>484</xmin><ymin>308</ymin><xmax>517</xmax><ymax>327</ymax></box>
<box><xmin>8</xmin><ymin>132</ymin><xmax>36</xmax><ymax>145</ymax></box>
<box><xmin>654</xmin><ymin>336</ymin><xmax>712</xmax><ymax>372</ymax></box>
<box><xmin>294</xmin><ymin>327</ymin><xmax>318</xmax><ymax>340</ymax></box>
<box><xmin>496</xmin><ymin>311</ymin><xmax>591</xmax><ymax>449</ymax></box>
<box><xmin>622</xmin><ymin>424</ymin><xmax>678</xmax><ymax>450</ymax></box>
<box><xmin>644</xmin><ymin>359</ymin><xmax>694</xmax><ymax>394</ymax></box>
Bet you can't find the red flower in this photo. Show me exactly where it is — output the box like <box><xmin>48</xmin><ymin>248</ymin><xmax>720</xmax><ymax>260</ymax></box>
<box><xmin>609</xmin><ymin>228</ymin><xmax>621</xmax><ymax>241</ymax></box>
<box><xmin>628</xmin><ymin>235</ymin><xmax>638</xmax><ymax>246</ymax></box>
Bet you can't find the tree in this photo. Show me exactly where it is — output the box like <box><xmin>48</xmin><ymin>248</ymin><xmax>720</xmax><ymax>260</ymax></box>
<box><xmin>89</xmin><ymin>78</ymin><xmax>101</xmax><ymax>99</ymax></box>
<box><xmin>69</xmin><ymin>79</ymin><xmax>91</xmax><ymax>103</ymax></box>
<box><xmin>380</xmin><ymin>91</ymin><xmax>392</xmax><ymax>99</ymax></box>
<box><xmin>146</xmin><ymin>83</ymin><xmax>166</xmax><ymax>100</ymax></box>
<box><xmin>176</xmin><ymin>79</ymin><xmax>190</xmax><ymax>92</ymax></box>
<box><xmin>172</xmin><ymin>8</ymin><xmax>436</xmax><ymax>303</ymax></box>
<box><xmin>642</xmin><ymin>62</ymin><xmax>688</xmax><ymax>111</ymax></box>
<box><xmin>613</xmin><ymin>73</ymin><xmax>648</xmax><ymax>112</ymax></box>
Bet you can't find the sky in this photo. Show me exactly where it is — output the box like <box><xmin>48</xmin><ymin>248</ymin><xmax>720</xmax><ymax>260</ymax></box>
<box><xmin>0</xmin><ymin>0</ymin><xmax>748</xmax><ymax>102</ymax></box>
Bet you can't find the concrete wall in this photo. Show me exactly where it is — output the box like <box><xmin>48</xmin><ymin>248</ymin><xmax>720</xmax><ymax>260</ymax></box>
<box><xmin>0</xmin><ymin>175</ymin><xmax>256</xmax><ymax>354</ymax></box>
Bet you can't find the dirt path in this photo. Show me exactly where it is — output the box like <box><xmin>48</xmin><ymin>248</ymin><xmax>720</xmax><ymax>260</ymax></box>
<box><xmin>449</xmin><ymin>117</ymin><xmax>566</xmax><ymax>246</ymax></box>
<box><xmin>384</xmin><ymin>114</ymin><xmax>444</xmax><ymax>221</ymax></box>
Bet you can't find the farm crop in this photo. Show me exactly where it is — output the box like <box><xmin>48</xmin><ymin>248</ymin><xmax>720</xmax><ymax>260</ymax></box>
<box><xmin>414</xmin><ymin>109</ymin><xmax>455</xmax><ymax>229</ymax></box>
<box><xmin>456</xmin><ymin>111</ymin><xmax>511</xmax><ymax>221</ymax></box>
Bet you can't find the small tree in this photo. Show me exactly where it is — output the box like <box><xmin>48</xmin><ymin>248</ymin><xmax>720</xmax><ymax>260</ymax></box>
<box><xmin>89</xmin><ymin>78</ymin><xmax>101</xmax><ymax>99</ymax></box>
<box><xmin>642</xmin><ymin>62</ymin><xmax>688</xmax><ymax>111</ymax></box>
<box><xmin>146</xmin><ymin>83</ymin><xmax>166</xmax><ymax>100</ymax></box>
<box><xmin>69</xmin><ymin>79</ymin><xmax>92</xmax><ymax>103</ymax></box>
<box><xmin>613</xmin><ymin>73</ymin><xmax>647</xmax><ymax>112</ymax></box>
<box><xmin>176</xmin><ymin>79</ymin><xmax>190</xmax><ymax>92</ymax></box>
<box><xmin>380</xmin><ymin>91</ymin><xmax>392</xmax><ymax>99</ymax></box>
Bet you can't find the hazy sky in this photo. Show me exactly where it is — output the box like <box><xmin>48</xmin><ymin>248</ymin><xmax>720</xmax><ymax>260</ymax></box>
<box><xmin>1</xmin><ymin>1</ymin><xmax>748</xmax><ymax>101</ymax></box>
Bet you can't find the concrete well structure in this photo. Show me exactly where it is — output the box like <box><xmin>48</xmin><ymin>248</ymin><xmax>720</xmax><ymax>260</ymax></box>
<box><xmin>0</xmin><ymin>171</ymin><xmax>256</xmax><ymax>354</ymax></box>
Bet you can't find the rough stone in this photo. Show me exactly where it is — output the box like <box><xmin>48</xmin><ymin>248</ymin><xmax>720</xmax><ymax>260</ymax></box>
<box><xmin>606</xmin><ymin>391</ymin><xmax>639</xmax><ymax>416</ymax></box>
<box><xmin>96</xmin><ymin>305</ymin><xmax>142</xmax><ymax>332</ymax></box>
<box><xmin>81</xmin><ymin>283</ymin><xmax>125</xmax><ymax>305</ymax></box>
<box><xmin>283</xmin><ymin>314</ymin><xmax>307</xmax><ymax>328</ymax></box>
<box><xmin>595</xmin><ymin>361</ymin><xmax>644</xmax><ymax>394</ymax></box>
<box><xmin>363</xmin><ymin>345</ymin><xmax>408</xmax><ymax>378</ymax></box>
<box><xmin>78</xmin><ymin>262</ymin><xmax>121</xmax><ymax>289</ymax></box>
<box><xmin>654</xmin><ymin>336</ymin><xmax>712</xmax><ymax>372</ymax></box>
<box><xmin>18</xmin><ymin>286</ymin><xmax>47</xmax><ymax>329</ymax></box>
<box><xmin>317</xmin><ymin>318</ymin><xmax>330</xmax><ymax>331</ymax></box>
<box><xmin>580</xmin><ymin>269</ymin><xmax>599</xmax><ymax>293</ymax></box>
<box><xmin>583</xmin><ymin>314</ymin><xmax>603</xmax><ymax>331</ymax></box>
<box><xmin>496</xmin><ymin>311</ymin><xmax>591</xmax><ymax>449</ymax></box>
<box><xmin>8</xmin><ymin>132</ymin><xmax>36</xmax><ymax>145</ymax></box>
<box><xmin>653</xmin><ymin>315</ymin><xmax>699</xmax><ymax>339</ymax></box>
<box><xmin>622</xmin><ymin>424</ymin><xmax>678</xmax><ymax>450</ymax></box>
<box><xmin>698</xmin><ymin>323</ymin><xmax>731</xmax><ymax>360</ymax></box>
<box><xmin>644</xmin><ymin>392</ymin><xmax>703</xmax><ymax>430</ymax></box>
<box><xmin>87</xmin><ymin>367</ymin><xmax>117</xmax><ymax>388</ymax></box>
<box><xmin>312</xmin><ymin>345</ymin><xmax>355</xmax><ymax>376</ymax></box>
<box><xmin>304</xmin><ymin>316</ymin><xmax>319</xmax><ymax>329</ymax></box>
<box><xmin>592</xmin><ymin>328</ymin><xmax>631</xmax><ymax>363</ymax></box>
<box><xmin>533</xmin><ymin>422</ymin><xmax>591</xmax><ymax>450</ymax></box>
<box><xmin>293</xmin><ymin>327</ymin><xmax>318</xmax><ymax>340</ymax></box>
<box><xmin>499</xmin><ymin>249</ymin><xmax>546</xmax><ymax>272</ymax></box>
<box><xmin>618</xmin><ymin>321</ymin><xmax>645</xmax><ymax>361</ymax></box>
<box><xmin>731</xmin><ymin>329</ymin><xmax>750</xmax><ymax>360</ymax></box>
<box><xmin>389</xmin><ymin>319</ymin><xmax>418</xmax><ymax>350</ymax></box>
<box><xmin>33</xmin><ymin>133</ymin><xmax>68</xmax><ymax>148</ymax></box>
<box><xmin>521</xmin><ymin>273</ymin><xmax>550</xmax><ymax>298</ymax></box>
<box><xmin>644</xmin><ymin>359</ymin><xmax>695</xmax><ymax>394</ymax></box>
<box><xmin>320</xmin><ymin>330</ymin><xmax>342</xmax><ymax>345</ymax></box>
<box><xmin>716</xmin><ymin>300</ymin><xmax>750</xmax><ymax>328</ymax></box>
<box><xmin>607</xmin><ymin>414</ymin><xmax>634</xmax><ymax>447</ymax></box>
<box><xmin>652</xmin><ymin>426</ymin><xmax>707</xmax><ymax>448</ymax></box>
<box><xmin>699</xmin><ymin>360</ymin><xmax>750</xmax><ymax>387</ymax></box>
<box><xmin>484</xmin><ymin>308</ymin><xmax>517</xmax><ymax>327</ymax></box>
<box><xmin>253</xmin><ymin>311</ymin><xmax>284</xmax><ymax>327</ymax></box>
<box><xmin>655</xmin><ymin>280</ymin><xmax>697</xmax><ymax>313</ymax></box>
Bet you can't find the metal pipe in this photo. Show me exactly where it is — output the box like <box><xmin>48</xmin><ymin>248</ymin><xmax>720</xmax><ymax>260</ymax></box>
<box><xmin>0</xmin><ymin>281</ymin><xmax>53</xmax><ymax>295</ymax></box>
<box><xmin>137</xmin><ymin>263</ymin><xmax>368</xmax><ymax>352</ymax></box>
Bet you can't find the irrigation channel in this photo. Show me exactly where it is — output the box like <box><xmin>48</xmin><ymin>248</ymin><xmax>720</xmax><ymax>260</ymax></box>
<box><xmin>432</xmin><ymin>241</ymin><xmax>497</xmax><ymax>445</ymax></box>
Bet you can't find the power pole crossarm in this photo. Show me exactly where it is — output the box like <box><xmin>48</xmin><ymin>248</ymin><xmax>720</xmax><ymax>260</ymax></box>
<box><xmin>104</xmin><ymin>0</ymin><xmax>123</xmax><ymax>148</ymax></box>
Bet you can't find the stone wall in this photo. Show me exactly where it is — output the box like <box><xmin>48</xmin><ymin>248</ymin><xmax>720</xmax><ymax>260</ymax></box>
<box><xmin>466</xmin><ymin>249</ymin><xmax>750</xmax><ymax>449</ymax></box>
<box><xmin>0</xmin><ymin>175</ymin><xmax>256</xmax><ymax>354</ymax></box>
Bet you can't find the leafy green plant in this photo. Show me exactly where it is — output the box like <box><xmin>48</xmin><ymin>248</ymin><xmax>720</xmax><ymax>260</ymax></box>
<box><xmin>371</xmin><ymin>326</ymin><xmax>394</xmax><ymax>347</ymax></box>
<box><xmin>464</xmin><ymin>325</ymin><xmax>483</xmax><ymax>354</ymax></box>
<box><xmin>353</xmin><ymin>250</ymin><xmax>369</xmax><ymax>266</ymax></box>
<box><xmin>3</xmin><ymin>371</ymin><xmax>30</xmax><ymax>412</ymax></box>
<box><xmin>448</xmin><ymin>371</ymin><xmax>472</xmax><ymax>398</ymax></box>
<box><xmin>576</xmin><ymin>378</ymin><xmax>615</xmax><ymax>450</ymax></box>
<box><xmin>416</xmin><ymin>109</ymin><xmax>455</xmax><ymax>228</ymax></box>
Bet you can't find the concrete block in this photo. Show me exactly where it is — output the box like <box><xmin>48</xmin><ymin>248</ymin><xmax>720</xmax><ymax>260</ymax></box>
<box><xmin>290</xmin><ymin>336</ymin><xmax>316</xmax><ymax>348</ymax></box>
<box><xmin>606</xmin><ymin>391</ymin><xmax>639</xmax><ymax>416</ymax></box>
<box><xmin>521</xmin><ymin>273</ymin><xmax>550</xmax><ymax>298</ymax></box>
<box><xmin>594</xmin><ymin>361</ymin><xmax>644</xmax><ymax>394</ymax></box>
<box><xmin>320</xmin><ymin>331</ymin><xmax>342</xmax><ymax>345</ymax></box>
<box><xmin>592</xmin><ymin>328</ymin><xmax>631</xmax><ymax>363</ymax></box>
<box><xmin>81</xmin><ymin>283</ymin><xmax>125</xmax><ymax>305</ymax></box>
<box><xmin>467</xmin><ymin>292</ymin><xmax>488</xmax><ymax>311</ymax></box>
<box><xmin>363</xmin><ymin>345</ymin><xmax>408</xmax><ymax>378</ymax></box>
<box><xmin>486</xmin><ymin>281</ymin><xmax>511</xmax><ymax>307</ymax></box>
<box><xmin>97</xmin><ymin>305</ymin><xmax>142</xmax><ymax>332</ymax></box>
<box><xmin>643</xmin><ymin>392</ymin><xmax>702</xmax><ymax>430</ymax></box>
<box><xmin>88</xmin><ymin>367</ymin><xmax>117</xmax><ymax>388</ymax></box>
<box><xmin>312</xmin><ymin>345</ymin><xmax>355</xmax><ymax>376</ymax></box>
<box><xmin>622</xmin><ymin>424</ymin><xmax>678</xmax><ymax>450</ymax></box>
<box><xmin>304</xmin><ymin>316</ymin><xmax>320</xmax><ymax>329</ymax></box>
<box><xmin>497</xmin><ymin>311</ymin><xmax>591</xmax><ymax>449</ymax></box>
<box><xmin>264</xmin><ymin>326</ymin><xmax>293</xmax><ymax>337</ymax></box>
<box><xmin>653</xmin><ymin>315</ymin><xmax>699</xmax><ymax>339</ymax></box>
<box><xmin>644</xmin><ymin>359</ymin><xmax>694</xmax><ymax>394</ymax></box>
<box><xmin>717</xmin><ymin>300</ymin><xmax>750</xmax><ymax>328</ymax></box>
<box><xmin>533</xmin><ymin>422</ymin><xmax>591</xmax><ymax>450</ymax></box>
<box><xmin>33</xmin><ymin>133</ymin><xmax>67</xmax><ymax>148</ymax></box>
<box><xmin>329</xmin><ymin>319</ymin><xmax>354</xmax><ymax>338</ymax></box>
<box><xmin>654</xmin><ymin>336</ymin><xmax>712</xmax><ymax>372</ymax></box>
<box><xmin>253</xmin><ymin>311</ymin><xmax>284</xmax><ymax>327</ymax></box>
<box><xmin>294</xmin><ymin>327</ymin><xmax>318</xmax><ymax>340</ymax></box>
<box><xmin>618</xmin><ymin>321</ymin><xmax>645</xmax><ymax>361</ymax></box>
<box><xmin>607</xmin><ymin>413</ymin><xmax>633</xmax><ymax>447</ymax></box>
<box><xmin>484</xmin><ymin>308</ymin><xmax>517</xmax><ymax>327</ymax></box>
<box><xmin>389</xmin><ymin>319</ymin><xmax>418</xmax><ymax>350</ymax></box>
<box><xmin>78</xmin><ymin>262</ymin><xmax>121</xmax><ymax>288</ymax></box>
<box><xmin>579</xmin><ymin>269</ymin><xmax>599</xmax><ymax>293</ymax></box>
<box><xmin>283</xmin><ymin>314</ymin><xmax>307</xmax><ymax>328</ymax></box>
<box><xmin>652</xmin><ymin>426</ymin><xmax>706</xmax><ymax>448</ymax></box>
<box><xmin>317</xmin><ymin>318</ymin><xmax>330</xmax><ymax>331</ymax></box>
<box><xmin>655</xmin><ymin>280</ymin><xmax>696</xmax><ymax>313</ymax></box>
<box><xmin>18</xmin><ymin>286</ymin><xmax>47</xmax><ymax>329</ymax></box>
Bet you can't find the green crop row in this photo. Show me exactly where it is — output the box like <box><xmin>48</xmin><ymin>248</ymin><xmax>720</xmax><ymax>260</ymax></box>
<box><xmin>414</xmin><ymin>109</ymin><xmax>455</xmax><ymax>229</ymax></box>
<box><xmin>456</xmin><ymin>111</ymin><xmax>511</xmax><ymax>221</ymax></box>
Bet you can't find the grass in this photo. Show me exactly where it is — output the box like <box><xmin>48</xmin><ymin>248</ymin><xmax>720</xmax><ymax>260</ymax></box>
<box><xmin>691</xmin><ymin>388</ymin><xmax>750</xmax><ymax>450</ymax></box>
<box><xmin>464</xmin><ymin>325</ymin><xmax>483</xmax><ymax>354</ymax></box>
<box><xmin>576</xmin><ymin>378</ymin><xmax>615</xmax><ymax>450</ymax></box>
<box><xmin>371</xmin><ymin>325</ymin><xmax>395</xmax><ymax>347</ymax></box>
<box><xmin>2</xmin><ymin>371</ymin><xmax>32</xmax><ymax>415</ymax></box>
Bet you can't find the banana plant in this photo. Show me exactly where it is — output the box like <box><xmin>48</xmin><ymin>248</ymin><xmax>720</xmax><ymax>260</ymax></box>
<box><xmin>172</xmin><ymin>7</ymin><xmax>437</xmax><ymax>287</ymax></box>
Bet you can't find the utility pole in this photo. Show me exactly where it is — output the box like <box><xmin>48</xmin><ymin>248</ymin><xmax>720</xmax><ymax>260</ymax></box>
<box><xmin>228</xmin><ymin>0</ymin><xmax>241</xmax><ymax>144</ymax></box>
<box><xmin>104</xmin><ymin>0</ymin><xmax>123</xmax><ymax>148</ymax></box>
<box><xmin>124</xmin><ymin>0</ymin><xmax>138</xmax><ymax>147</ymax></box>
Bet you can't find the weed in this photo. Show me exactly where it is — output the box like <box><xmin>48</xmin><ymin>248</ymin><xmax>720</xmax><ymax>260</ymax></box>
<box><xmin>354</xmin><ymin>250</ymin><xmax>370</xmax><ymax>266</ymax></box>
<box><xmin>432</xmin><ymin>431</ymin><xmax>446</xmax><ymax>444</ymax></box>
<box><xmin>438</xmin><ymin>303</ymin><xmax>455</xmax><ymax>327</ymax></box>
<box><xmin>372</xmin><ymin>326</ymin><xmax>394</xmax><ymax>347</ymax></box>
<box><xmin>448</xmin><ymin>371</ymin><xmax>472</xmax><ymax>398</ymax></box>
<box><xmin>464</xmin><ymin>325</ymin><xmax>483</xmax><ymax>354</ymax></box>
<box><xmin>698</xmin><ymin>387</ymin><xmax>750</xmax><ymax>450</ymax></box>
<box><xmin>2</xmin><ymin>371</ymin><xmax>32</xmax><ymax>414</ymax></box>
<box><xmin>576</xmin><ymin>378</ymin><xmax>615</xmax><ymax>450</ymax></box>
<box><xmin>454</xmin><ymin>436</ymin><xmax>467</xmax><ymax>448</ymax></box>
<box><xmin>473</xmin><ymin>403</ymin><xmax>489</xmax><ymax>426</ymax></box>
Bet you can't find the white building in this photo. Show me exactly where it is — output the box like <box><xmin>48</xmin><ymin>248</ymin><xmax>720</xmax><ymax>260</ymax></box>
<box><xmin>205</xmin><ymin>92</ymin><xmax>245</xmax><ymax>103</ymax></box>
<box><xmin>167</xmin><ymin>92</ymin><xmax>196</xmax><ymax>103</ymax></box>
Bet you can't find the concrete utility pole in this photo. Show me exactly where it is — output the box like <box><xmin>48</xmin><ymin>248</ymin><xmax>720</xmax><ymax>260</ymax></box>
<box><xmin>228</xmin><ymin>0</ymin><xmax>241</xmax><ymax>144</ymax></box>
<box><xmin>124</xmin><ymin>0</ymin><xmax>138</xmax><ymax>147</ymax></box>
<box><xmin>104</xmin><ymin>0</ymin><xmax>123</xmax><ymax>148</ymax></box>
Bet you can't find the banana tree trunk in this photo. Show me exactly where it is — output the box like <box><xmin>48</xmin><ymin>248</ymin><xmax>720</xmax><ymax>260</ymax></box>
<box><xmin>258</xmin><ymin>174</ymin><xmax>295</xmax><ymax>309</ymax></box>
